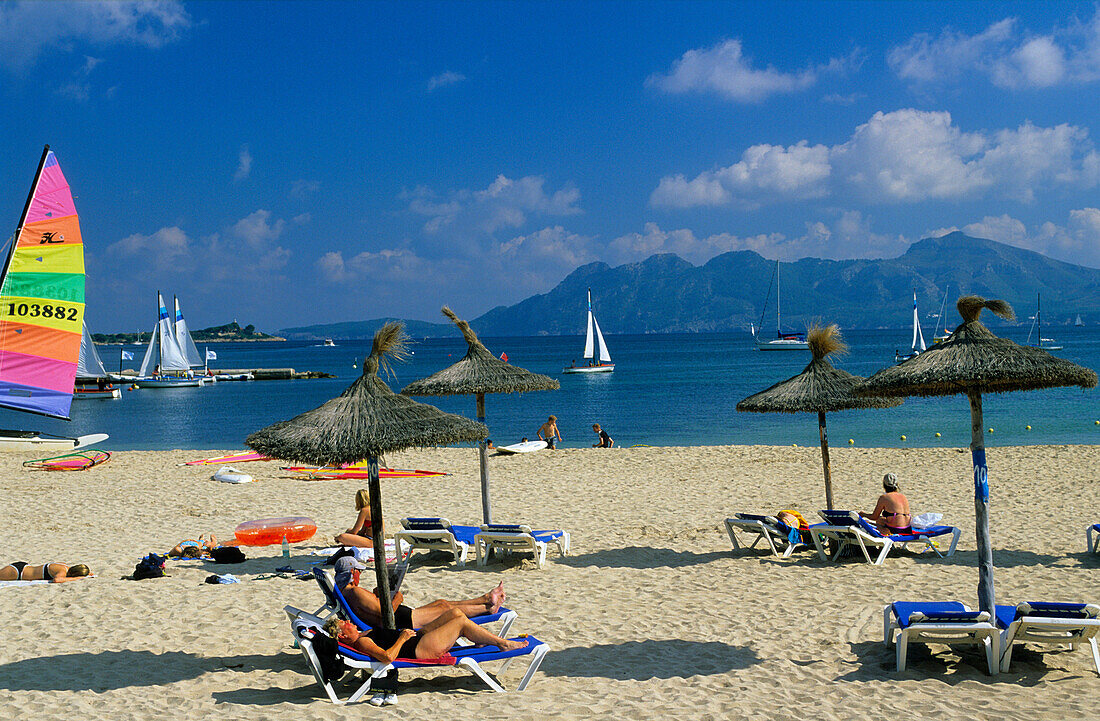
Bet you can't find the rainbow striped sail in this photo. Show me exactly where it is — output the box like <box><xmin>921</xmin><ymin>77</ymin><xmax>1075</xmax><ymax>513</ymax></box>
<box><xmin>0</xmin><ymin>146</ymin><xmax>85</xmax><ymax>419</ymax></box>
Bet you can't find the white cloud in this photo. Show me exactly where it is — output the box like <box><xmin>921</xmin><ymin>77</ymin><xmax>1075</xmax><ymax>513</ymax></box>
<box><xmin>234</xmin><ymin>146</ymin><xmax>252</xmax><ymax>182</ymax></box>
<box><xmin>290</xmin><ymin>179</ymin><xmax>320</xmax><ymax>198</ymax></box>
<box><xmin>890</xmin><ymin>10</ymin><xmax>1100</xmax><ymax>89</ymax></box>
<box><xmin>107</xmin><ymin>225</ymin><xmax>191</xmax><ymax>267</ymax></box>
<box><xmin>947</xmin><ymin>211</ymin><xmax>1100</xmax><ymax>268</ymax></box>
<box><xmin>406</xmin><ymin>175</ymin><xmax>581</xmax><ymax>243</ymax></box>
<box><xmin>427</xmin><ymin>70</ymin><xmax>467</xmax><ymax>91</ymax></box>
<box><xmin>651</xmin><ymin>109</ymin><xmax>1099</xmax><ymax>208</ymax></box>
<box><xmin>0</xmin><ymin>1</ymin><xmax>191</xmax><ymax>73</ymax></box>
<box><xmin>647</xmin><ymin>38</ymin><xmax>851</xmax><ymax>103</ymax></box>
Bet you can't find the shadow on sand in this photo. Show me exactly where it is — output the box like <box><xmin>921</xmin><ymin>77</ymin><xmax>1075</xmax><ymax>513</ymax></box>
<box><xmin>558</xmin><ymin>547</ymin><xmax>732</xmax><ymax>570</ymax></box>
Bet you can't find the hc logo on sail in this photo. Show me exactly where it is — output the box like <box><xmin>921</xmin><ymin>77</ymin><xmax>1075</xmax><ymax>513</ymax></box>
<box><xmin>39</xmin><ymin>232</ymin><xmax>63</xmax><ymax>244</ymax></box>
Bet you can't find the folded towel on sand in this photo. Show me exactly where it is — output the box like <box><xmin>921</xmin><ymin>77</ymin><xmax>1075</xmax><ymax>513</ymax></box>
<box><xmin>0</xmin><ymin>580</ymin><xmax>48</xmax><ymax>588</ymax></box>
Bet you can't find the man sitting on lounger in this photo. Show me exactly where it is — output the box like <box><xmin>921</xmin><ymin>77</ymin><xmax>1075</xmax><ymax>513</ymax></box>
<box><xmin>335</xmin><ymin>556</ymin><xmax>506</xmax><ymax>629</ymax></box>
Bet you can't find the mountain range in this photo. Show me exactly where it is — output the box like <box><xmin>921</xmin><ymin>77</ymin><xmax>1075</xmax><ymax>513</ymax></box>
<box><xmin>279</xmin><ymin>232</ymin><xmax>1100</xmax><ymax>338</ymax></box>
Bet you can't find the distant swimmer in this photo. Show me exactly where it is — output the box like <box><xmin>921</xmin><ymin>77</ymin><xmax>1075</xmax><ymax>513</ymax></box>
<box><xmin>592</xmin><ymin>423</ymin><xmax>613</xmax><ymax>448</ymax></box>
<box><xmin>537</xmin><ymin>415</ymin><xmax>562</xmax><ymax>449</ymax></box>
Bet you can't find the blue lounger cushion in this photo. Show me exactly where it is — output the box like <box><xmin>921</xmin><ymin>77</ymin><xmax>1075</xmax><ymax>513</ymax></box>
<box><xmin>995</xmin><ymin>601</ymin><xmax>1099</xmax><ymax>628</ymax></box>
<box><xmin>481</xmin><ymin>523</ymin><xmax>566</xmax><ymax>541</ymax></box>
<box><xmin>331</xmin><ymin>633</ymin><xmax>545</xmax><ymax>668</ymax></box>
<box><xmin>891</xmin><ymin>601</ymin><xmax>989</xmax><ymax>629</ymax></box>
<box><xmin>819</xmin><ymin>509</ymin><xmax>954</xmax><ymax>540</ymax></box>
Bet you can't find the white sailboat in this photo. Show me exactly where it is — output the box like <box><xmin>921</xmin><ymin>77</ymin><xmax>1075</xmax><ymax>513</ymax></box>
<box><xmin>174</xmin><ymin>295</ymin><xmax>204</xmax><ymax>367</ymax></box>
<box><xmin>895</xmin><ymin>291</ymin><xmax>927</xmax><ymax>363</ymax></box>
<box><xmin>751</xmin><ymin>260</ymin><xmax>808</xmax><ymax>350</ymax></box>
<box><xmin>135</xmin><ymin>292</ymin><xmax>204</xmax><ymax>387</ymax></box>
<box><xmin>1026</xmin><ymin>292</ymin><xmax>1062</xmax><ymax>351</ymax></box>
<box><xmin>1075</xmin><ymin>314</ymin><xmax>1085</xmax><ymax>327</ymax></box>
<box><xmin>563</xmin><ymin>288</ymin><xmax>614</xmax><ymax>373</ymax></box>
<box><xmin>75</xmin><ymin>321</ymin><xmax>121</xmax><ymax>399</ymax></box>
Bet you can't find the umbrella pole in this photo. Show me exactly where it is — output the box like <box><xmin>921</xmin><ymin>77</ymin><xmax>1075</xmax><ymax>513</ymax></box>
<box><xmin>367</xmin><ymin>455</ymin><xmax>397</xmax><ymax>630</ymax></box>
<box><xmin>477</xmin><ymin>392</ymin><xmax>491</xmax><ymax>524</ymax></box>
<box><xmin>968</xmin><ymin>391</ymin><xmax>995</xmax><ymax>614</ymax></box>
<box><xmin>818</xmin><ymin>411</ymin><xmax>834</xmax><ymax>510</ymax></box>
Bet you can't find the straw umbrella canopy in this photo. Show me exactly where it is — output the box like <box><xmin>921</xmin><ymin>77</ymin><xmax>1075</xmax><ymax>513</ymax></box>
<box><xmin>856</xmin><ymin>296</ymin><xmax>1097</xmax><ymax>613</ymax></box>
<box><xmin>245</xmin><ymin>322</ymin><xmax>488</xmax><ymax>629</ymax></box>
<box><xmin>737</xmin><ymin>324</ymin><xmax>902</xmax><ymax>510</ymax></box>
<box><xmin>401</xmin><ymin>307</ymin><xmax>559</xmax><ymax>523</ymax></box>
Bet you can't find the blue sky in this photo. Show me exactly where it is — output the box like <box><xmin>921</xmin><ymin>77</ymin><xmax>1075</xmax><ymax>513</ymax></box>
<box><xmin>3</xmin><ymin>1</ymin><xmax>1100</xmax><ymax>333</ymax></box>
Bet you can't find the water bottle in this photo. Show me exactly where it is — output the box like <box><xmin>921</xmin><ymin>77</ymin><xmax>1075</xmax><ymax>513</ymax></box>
<box><xmin>281</xmin><ymin>534</ymin><xmax>290</xmax><ymax>560</ymax></box>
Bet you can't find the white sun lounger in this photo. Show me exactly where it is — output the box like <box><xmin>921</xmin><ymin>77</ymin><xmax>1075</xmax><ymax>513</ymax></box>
<box><xmin>884</xmin><ymin>601</ymin><xmax>1000</xmax><ymax>674</ymax></box>
<box><xmin>474</xmin><ymin>524</ymin><xmax>570</xmax><ymax>569</ymax></box>
<box><xmin>288</xmin><ymin>616</ymin><xmax>549</xmax><ymax>703</ymax></box>
<box><xmin>996</xmin><ymin>602</ymin><xmax>1100</xmax><ymax>675</ymax></box>
<box><xmin>812</xmin><ymin>509</ymin><xmax>961</xmax><ymax>565</ymax></box>
<box><xmin>393</xmin><ymin>517</ymin><xmax>479</xmax><ymax>568</ymax></box>
<box><xmin>724</xmin><ymin>513</ymin><xmax>811</xmax><ymax>558</ymax></box>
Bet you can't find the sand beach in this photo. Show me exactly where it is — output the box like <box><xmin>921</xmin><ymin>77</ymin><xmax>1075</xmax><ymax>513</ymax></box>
<box><xmin>1</xmin><ymin>443</ymin><xmax>1098</xmax><ymax>720</ymax></box>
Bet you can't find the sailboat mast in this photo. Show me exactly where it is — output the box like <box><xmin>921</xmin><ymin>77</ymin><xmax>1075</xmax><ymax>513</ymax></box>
<box><xmin>1</xmin><ymin>145</ymin><xmax>51</xmax><ymax>287</ymax></box>
<box><xmin>776</xmin><ymin>260</ymin><xmax>781</xmax><ymax>336</ymax></box>
<box><xmin>1037</xmin><ymin>292</ymin><xmax>1042</xmax><ymax>347</ymax></box>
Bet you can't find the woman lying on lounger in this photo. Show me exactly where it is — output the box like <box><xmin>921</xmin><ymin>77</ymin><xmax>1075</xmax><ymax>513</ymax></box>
<box><xmin>0</xmin><ymin>561</ymin><xmax>91</xmax><ymax>583</ymax></box>
<box><xmin>322</xmin><ymin>610</ymin><xmax>527</xmax><ymax>663</ymax></box>
<box><xmin>333</xmin><ymin>489</ymin><xmax>385</xmax><ymax>548</ymax></box>
<box><xmin>860</xmin><ymin>473</ymin><xmax>912</xmax><ymax>534</ymax></box>
<box><xmin>168</xmin><ymin>534</ymin><xmax>221</xmax><ymax>558</ymax></box>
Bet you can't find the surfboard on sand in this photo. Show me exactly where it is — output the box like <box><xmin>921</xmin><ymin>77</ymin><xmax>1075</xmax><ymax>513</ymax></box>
<box><xmin>496</xmin><ymin>440</ymin><xmax>548</xmax><ymax>455</ymax></box>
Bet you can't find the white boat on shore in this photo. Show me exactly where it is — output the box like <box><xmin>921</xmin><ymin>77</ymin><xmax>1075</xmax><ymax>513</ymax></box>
<box><xmin>563</xmin><ymin>288</ymin><xmax>614</xmax><ymax>373</ymax></box>
<box><xmin>0</xmin><ymin>431</ymin><xmax>108</xmax><ymax>452</ymax></box>
<box><xmin>751</xmin><ymin>260</ymin><xmax>808</xmax><ymax>351</ymax></box>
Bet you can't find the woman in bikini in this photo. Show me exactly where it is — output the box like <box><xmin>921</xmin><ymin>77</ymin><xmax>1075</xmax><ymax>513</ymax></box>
<box><xmin>169</xmin><ymin>534</ymin><xmax>221</xmax><ymax>558</ymax></box>
<box><xmin>861</xmin><ymin>473</ymin><xmax>912</xmax><ymax>534</ymax></box>
<box><xmin>0</xmin><ymin>561</ymin><xmax>91</xmax><ymax>583</ymax></box>
<box><xmin>333</xmin><ymin>489</ymin><xmax>385</xmax><ymax>548</ymax></box>
<box><xmin>322</xmin><ymin>610</ymin><xmax>527</xmax><ymax>664</ymax></box>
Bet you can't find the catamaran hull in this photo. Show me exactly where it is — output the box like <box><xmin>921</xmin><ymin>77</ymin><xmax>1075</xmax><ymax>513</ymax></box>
<box><xmin>133</xmin><ymin>377</ymin><xmax>204</xmax><ymax>388</ymax></box>
<box><xmin>74</xmin><ymin>388</ymin><xmax>122</xmax><ymax>400</ymax></box>
<box><xmin>755</xmin><ymin>341</ymin><xmax>809</xmax><ymax>351</ymax></box>
<box><xmin>0</xmin><ymin>431</ymin><xmax>108</xmax><ymax>452</ymax></box>
<box><xmin>563</xmin><ymin>364</ymin><xmax>615</xmax><ymax>373</ymax></box>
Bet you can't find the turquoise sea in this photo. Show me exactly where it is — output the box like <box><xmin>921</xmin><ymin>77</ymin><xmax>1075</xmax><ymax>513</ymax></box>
<box><xmin>3</xmin><ymin>327</ymin><xmax>1097</xmax><ymax>451</ymax></box>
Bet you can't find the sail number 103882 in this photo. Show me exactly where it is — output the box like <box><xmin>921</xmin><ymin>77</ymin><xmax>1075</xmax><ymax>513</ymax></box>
<box><xmin>6</xmin><ymin>303</ymin><xmax>78</xmax><ymax>321</ymax></box>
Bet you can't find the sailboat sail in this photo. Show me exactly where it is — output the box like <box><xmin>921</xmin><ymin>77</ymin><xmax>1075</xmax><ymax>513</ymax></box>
<box><xmin>911</xmin><ymin>292</ymin><xmax>926</xmax><ymax>352</ymax></box>
<box><xmin>593</xmin><ymin>316</ymin><xmax>611</xmax><ymax>363</ymax></box>
<box><xmin>77</xmin><ymin>322</ymin><xmax>107</xmax><ymax>378</ymax></box>
<box><xmin>174</xmin><ymin>296</ymin><xmax>203</xmax><ymax>367</ymax></box>
<box><xmin>0</xmin><ymin>147</ymin><xmax>85</xmax><ymax>419</ymax></box>
<box><xmin>139</xmin><ymin>292</ymin><xmax>188</xmax><ymax>375</ymax></box>
<box><xmin>583</xmin><ymin>297</ymin><xmax>595</xmax><ymax>359</ymax></box>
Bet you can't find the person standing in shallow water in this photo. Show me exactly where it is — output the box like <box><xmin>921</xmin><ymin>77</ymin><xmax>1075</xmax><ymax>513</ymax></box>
<box><xmin>592</xmin><ymin>423</ymin><xmax>613</xmax><ymax>448</ymax></box>
<box><xmin>538</xmin><ymin>415</ymin><xmax>562</xmax><ymax>449</ymax></box>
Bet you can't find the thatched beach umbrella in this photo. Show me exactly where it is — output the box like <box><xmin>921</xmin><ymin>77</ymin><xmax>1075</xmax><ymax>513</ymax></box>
<box><xmin>401</xmin><ymin>307</ymin><xmax>559</xmax><ymax>523</ymax></box>
<box><xmin>737</xmin><ymin>324</ymin><xmax>902</xmax><ymax>510</ymax></box>
<box><xmin>246</xmin><ymin>323</ymin><xmax>488</xmax><ymax>629</ymax></box>
<box><xmin>856</xmin><ymin>296</ymin><xmax>1097</xmax><ymax>613</ymax></box>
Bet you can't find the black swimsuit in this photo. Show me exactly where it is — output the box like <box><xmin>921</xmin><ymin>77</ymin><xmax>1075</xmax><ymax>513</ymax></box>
<box><xmin>365</xmin><ymin>627</ymin><xmax>420</xmax><ymax>659</ymax></box>
<box><xmin>10</xmin><ymin>561</ymin><xmax>28</xmax><ymax>580</ymax></box>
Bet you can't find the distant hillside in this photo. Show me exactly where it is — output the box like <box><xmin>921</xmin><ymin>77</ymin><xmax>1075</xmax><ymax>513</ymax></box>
<box><xmin>94</xmin><ymin>321</ymin><xmax>282</xmax><ymax>344</ymax></box>
<box><xmin>280</xmin><ymin>233</ymin><xmax>1100</xmax><ymax>338</ymax></box>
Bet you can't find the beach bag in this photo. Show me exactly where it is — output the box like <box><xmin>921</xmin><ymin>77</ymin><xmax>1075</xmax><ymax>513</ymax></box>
<box><xmin>132</xmin><ymin>553</ymin><xmax>167</xmax><ymax>580</ymax></box>
<box><xmin>211</xmin><ymin>546</ymin><xmax>246</xmax><ymax>564</ymax></box>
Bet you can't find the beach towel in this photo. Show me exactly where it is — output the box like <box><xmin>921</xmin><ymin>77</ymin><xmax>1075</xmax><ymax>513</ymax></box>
<box><xmin>312</xmin><ymin>541</ymin><xmax>407</xmax><ymax>564</ymax></box>
<box><xmin>0</xmin><ymin>580</ymin><xmax>48</xmax><ymax>588</ymax></box>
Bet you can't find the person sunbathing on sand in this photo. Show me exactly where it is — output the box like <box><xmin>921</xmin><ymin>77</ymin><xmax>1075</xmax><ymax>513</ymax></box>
<box><xmin>323</xmin><ymin>612</ymin><xmax>527</xmax><ymax>664</ymax></box>
<box><xmin>0</xmin><ymin>561</ymin><xmax>91</xmax><ymax>583</ymax></box>
<box><xmin>334</xmin><ymin>556</ymin><xmax>506</xmax><ymax>629</ymax></box>
<box><xmin>333</xmin><ymin>489</ymin><xmax>385</xmax><ymax>548</ymax></box>
<box><xmin>169</xmin><ymin>534</ymin><xmax>221</xmax><ymax>558</ymax></box>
